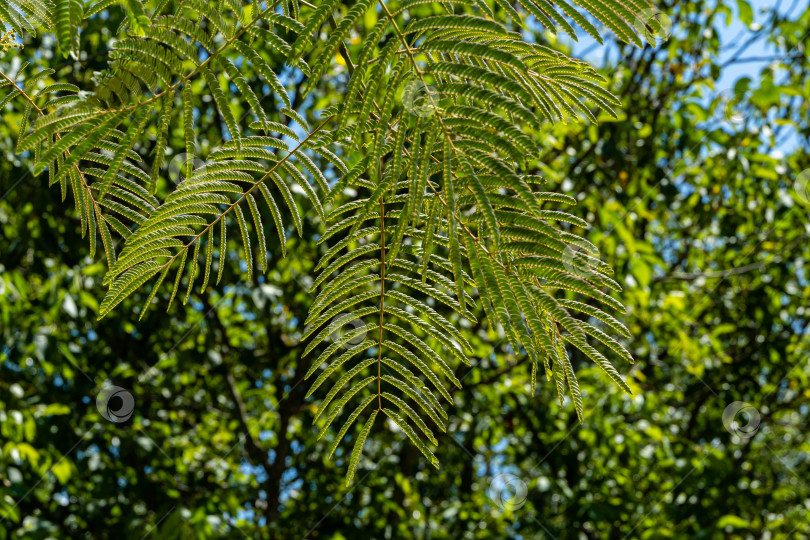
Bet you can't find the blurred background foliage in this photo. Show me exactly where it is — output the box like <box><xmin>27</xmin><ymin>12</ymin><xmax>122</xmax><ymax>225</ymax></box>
<box><xmin>2</xmin><ymin>0</ymin><xmax>810</xmax><ymax>538</ymax></box>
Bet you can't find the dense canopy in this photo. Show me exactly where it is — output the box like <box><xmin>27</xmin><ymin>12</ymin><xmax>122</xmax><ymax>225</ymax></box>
<box><xmin>1</xmin><ymin>0</ymin><xmax>809</xmax><ymax>538</ymax></box>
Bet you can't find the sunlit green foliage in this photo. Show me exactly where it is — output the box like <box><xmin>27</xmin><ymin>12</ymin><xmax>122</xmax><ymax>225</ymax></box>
<box><xmin>3</xmin><ymin>0</ymin><xmax>809</xmax><ymax>537</ymax></box>
<box><xmin>0</xmin><ymin>0</ymin><xmax>660</xmax><ymax>480</ymax></box>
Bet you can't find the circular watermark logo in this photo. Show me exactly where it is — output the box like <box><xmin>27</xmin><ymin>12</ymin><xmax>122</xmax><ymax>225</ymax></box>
<box><xmin>488</xmin><ymin>473</ymin><xmax>528</xmax><ymax>511</ymax></box>
<box><xmin>793</xmin><ymin>168</ymin><xmax>810</xmax><ymax>206</ymax></box>
<box><xmin>166</xmin><ymin>152</ymin><xmax>213</xmax><ymax>186</ymax></box>
<box><xmin>96</xmin><ymin>384</ymin><xmax>135</xmax><ymax>423</ymax></box>
<box><xmin>715</xmin><ymin>89</ymin><xmax>745</xmax><ymax>126</ymax></box>
<box><xmin>329</xmin><ymin>313</ymin><xmax>368</xmax><ymax>350</ymax></box>
<box><xmin>722</xmin><ymin>401</ymin><xmax>761</xmax><ymax>441</ymax></box>
<box><xmin>402</xmin><ymin>80</ymin><xmax>439</xmax><ymax>118</ymax></box>
<box><xmin>562</xmin><ymin>244</ymin><xmax>600</xmax><ymax>279</ymax></box>
<box><xmin>632</xmin><ymin>8</ymin><xmax>673</xmax><ymax>45</ymax></box>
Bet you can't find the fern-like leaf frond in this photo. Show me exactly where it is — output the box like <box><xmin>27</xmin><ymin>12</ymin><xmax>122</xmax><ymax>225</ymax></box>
<box><xmin>0</xmin><ymin>0</ymin><xmax>54</xmax><ymax>39</ymax></box>
<box><xmin>1</xmin><ymin>0</ymin><xmax>650</xmax><ymax>482</ymax></box>
<box><xmin>296</xmin><ymin>0</ymin><xmax>643</xmax><ymax>481</ymax></box>
<box><xmin>304</xmin><ymin>178</ymin><xmax>472</xmax><ymax>475</ymax></box>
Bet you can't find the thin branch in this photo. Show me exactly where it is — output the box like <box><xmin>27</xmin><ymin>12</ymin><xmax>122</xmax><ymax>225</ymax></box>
<box><xmin>377</xmin><ymin>196</ymin><xmax>386</xmax><ymax>411</ymax></box>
